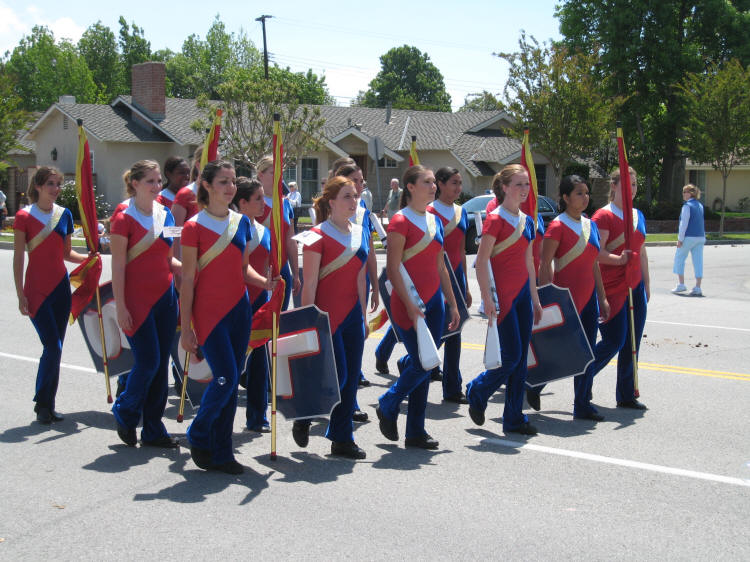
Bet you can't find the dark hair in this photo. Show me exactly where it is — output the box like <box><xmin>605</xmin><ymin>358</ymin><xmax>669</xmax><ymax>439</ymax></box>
<box><xmin>400</xmin><ymin>165</ymin><xmax>431</xmax><ymax>208</ymax></box>
<box><xmin>190</xmin><ymin>146</ymin><xmax>204</xmax><ymax>182</ymax></box>
<box><xmin>163</xmin><ymin>156</ymin><xmax>188</xmax><ymax>192</ymax></box>
<box><xmin>197</xmin><ymin>160</ymin><xmax>235</xmax><ymax>206</ymax></box>
<box><xmin>328</xmin><ymin>157</ymin><xmax>355</xmax><ymax>179</ymax></box>
<box><xmin>333</xmin><ymin>163</ymin><xmax>360</xmax><ymax>178</ymax></box>
<box><xmin>232</xmin><ymin>176</ymin><xmax>263</xmax><ymax>209</ymax></box>
<box><xmin>29</xmin><ymin>166</ymin><xmax>62</xmax><ymax>203</ymax></box>
<box><xmin>313</xmin><ymin>176</ymin><xmax>354</xmax><ymax>224</ymax></box>
<box><xmin>558</xmin><ymin>175</ymin><xmax>588</xmax><ymax>212</ymax></box>
<box><xmin>435</xmin><ymin>166</ymin><xmax>460</xmax><ymax>198</ymax></box>
<box><xmin>491</xmin><ymin>164</ymin><xmax>526</xmax><ymax>204</ymax></box>
<box><xmin>123</xmin><ymin>160</ymin><xmax>160</xmax><ymax>197</ymax></box>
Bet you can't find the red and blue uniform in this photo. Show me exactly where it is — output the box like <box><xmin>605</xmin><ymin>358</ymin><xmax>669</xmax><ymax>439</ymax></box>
<box><xmin>173</xmin><ymin>182</ymin><xmax>200</xmax><ymax>222</ymax></box>
<box><xmin>244</xmin><ymin>220</ymin><xmax>271</xmax><ymax>430</ymax></box>
<box><xmin>14</xmin><ymin>203</ymin><xmax>74</xmax><ymax>412</ymax></box>
<box><xmin>156</xmin><ymin>188</ymin><xmax>177</xmax><ymax>210</ymax></box>
<box><xmin>260</xmin><ymin>196</ymin><xmax>295</xmax><ymax>310</ymax></box>
<box><xmin>590</xmin><ymin>203</ymin><xmax>647</xmax><ymax>403</ymax></box>
<box><xmin>378</xmin><ymin>208</ymin><xmax>445</xmax><ymax>440</ymax></box>
<box><xmin>487</xmin><ymin>196</ymin><xmax>545</xmax><ymax>272</ymax></box>
<box><xmin>182</xmin><ymin>209</ymin><xmax>252</xmax><ymax>466</ymax></box>
<box><xmin>427</xmin><ymin>200</ymin><xmax>468</xmax><ymax>399</ymax></box>
<box><xmin>110</xmin><ymin>199</ymin><xmax>178</xmax><ymax>442</ymax></box>
<box><xmin>466</xmin><ymin>206</ymin><xmax>536</xmax><ymax>432</ymax></box>
<box><xmin>303</xmin><ymin>220</ymin><xmax>368</xmax><ymax>442</ymax></box>
<box><xmin>533</xmin><ymin>213</ymin><xmax>602</xmax><ymax>417</ymax></box>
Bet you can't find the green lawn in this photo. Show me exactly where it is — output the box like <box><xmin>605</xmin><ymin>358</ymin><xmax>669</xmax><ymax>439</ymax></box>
<box><xmin>646</xmin><ymin>232</ymin><xmax>750</xmax><ymax>242</ymax></box>
<box><xmin>0</xmin><ymin>232</ymin><xmax>88</xmax><ymax>247</ymax></box>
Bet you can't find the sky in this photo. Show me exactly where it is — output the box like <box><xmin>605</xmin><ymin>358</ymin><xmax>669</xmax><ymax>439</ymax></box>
<box><xmin>0</xmin><ymin>0</ymin><xmax>563</xmax><ymax>111</ymax></box>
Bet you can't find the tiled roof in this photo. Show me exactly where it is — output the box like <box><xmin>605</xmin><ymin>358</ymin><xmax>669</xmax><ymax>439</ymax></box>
<box><xmin>58</xmin><ymin>103</ymin><xmax>171</xmax><ymax>143</ymax></box>
<box><xmin>116</xmin><ymin>96</ymin><xmax>206</xmax><ymax>145</ymax></box>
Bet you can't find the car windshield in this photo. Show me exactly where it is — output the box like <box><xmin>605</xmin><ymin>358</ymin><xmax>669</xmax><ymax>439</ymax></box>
<box><xmin>538</xmin><ymin>197</ymin><xmax>554</xmax><ymax>212</ymax></box>
<box><xmin>462</xmin><ymin>195</ymin><xmax>492</xmax><ymax>213</ymax></box>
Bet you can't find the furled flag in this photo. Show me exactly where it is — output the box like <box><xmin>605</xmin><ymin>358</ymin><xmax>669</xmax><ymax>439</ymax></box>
<box><xmin>69</xmin><ymin>120</ymin><xmax>102</xmax><ymax>322</ymax></box>
<box><xmin>616</xmin><ymin>122</ymin><xmax>640</xmax><ymax>286</ymax></box>
<box><xmin>519</xmin><ymin>127</ymin><xmax>538</xmax><ymax>224</ymax></box>
<box><xmin>409</xmin><ymin>135</ymin><xmax>420</xmax><ymax>166</ymax></box>
<box><xmin>367</xmin><ymin>308</ymin><xmax>389</xmax><ymax>333</ymax></box>
<box><xmin>249</xmin><ymin>114</ymin><xmax>286</xmax><ymax>348</ymax></box>
<box><xmin>199</xmin><ymin>109</ymin><xmax>223</xmax><ymax>169</ymax></box>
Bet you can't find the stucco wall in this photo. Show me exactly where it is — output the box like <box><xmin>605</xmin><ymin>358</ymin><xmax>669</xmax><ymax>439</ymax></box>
<box><xmin>686</xmin><ymin>167</ymin><xmax>750</xmax><ymax>210</ymax></box>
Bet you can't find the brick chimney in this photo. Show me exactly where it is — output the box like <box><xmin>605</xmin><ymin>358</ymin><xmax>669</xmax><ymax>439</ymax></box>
<box><xmin>131</xmin><ymin>62</ymin><xmax>165</xmax><ymax>121</ymax></box>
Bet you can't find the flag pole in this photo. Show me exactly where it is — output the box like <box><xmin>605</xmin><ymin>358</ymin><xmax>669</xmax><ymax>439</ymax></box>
<box><xmin>270</xmin><ymin>311</ymin><xmax>278</xmax><ymax>461</ymax></box>
<box><xmin>177</xmin><ymin>351</ymin><xmax>190</xmax><ymax>422</ymax></box>
<box><xmin>94</xmin><ymin>287</ymin><xmax>113</xmax><ymax>403</ymax></box>
<box><xmin>628</xmin><ymin>288</ymin><xmax>639</xmax><ymax>397</ymax></box>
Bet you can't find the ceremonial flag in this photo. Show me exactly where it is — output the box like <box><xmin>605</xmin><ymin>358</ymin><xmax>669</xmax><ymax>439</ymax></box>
<box><xmin>409</xmin><ymin>135</ymin><xmax>420</xmax><ymax>166</ymax></box>
<box><xmin>367</xmin><ymin>309</ymin><xmax>389</xmax><ymax>333</ymax></box>
<box><xmin>69</xmin><ymin>120</ymin><xmax>102</xmax><ymax>321</ymax></box>
<box><xmin>199</xmin><ymin>109</ymin><xmax>222</xmax><ymax>169</ymax></box>
<box><xmin>249</xmin><ymin>114</ymin><xmax>286</xmax><ymax>348</ymax></box>
<box><xmin>616</xmin><ymin>123</ymin><xmax>634</xmax><ymax>252</ymax></box>
<box><xmin>519</xmin><ymin>127</ymin><xmax>538</xmax><ymax>224</ymax></box>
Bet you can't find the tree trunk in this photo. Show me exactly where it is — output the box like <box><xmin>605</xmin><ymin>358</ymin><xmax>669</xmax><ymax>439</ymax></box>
<box><xmin>720</xmin><ymin>173</ymin><xmax>728</xmax><ymax>235</ymax></box>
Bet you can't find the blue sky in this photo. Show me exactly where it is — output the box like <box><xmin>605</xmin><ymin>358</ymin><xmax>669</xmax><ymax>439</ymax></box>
<box><xmin>1</xmin><ymin>0</ymin><xmax>562</xmax><ymax>110</ymax></box>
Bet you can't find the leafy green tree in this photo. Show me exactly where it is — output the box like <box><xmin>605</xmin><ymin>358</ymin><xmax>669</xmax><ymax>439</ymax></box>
<box><xmin>118</xmin><ymin>17</ymin><xmax>151</xmax><ymax>89</ymax></box>
<box><xmin>0</xmin><ymin>67</ymin><xmax>30</xmax><ymax>171</ymax></box>
<box><xmin>78</xmin><ymin>22</ymin><xmax>126</xmax><ymax>100</ymax></box>
<box><xmin>679</xmin><ymin>59</ymin><xmax>750</xmax><ymax>234</ymax></box>
<box><xmin>361</xmin><ymin>45</ymin><xmax>451</xmax><ymax>112</ymax></box>
<box><xmin>497</xmin><ymin>33</ymin><xmax>617</xmax><ymax>187</ymax></box>
<box><xmin>458</xmin><ymin>91</ymin><xmax>504</xmax><ymax>112</ymax></box>
<box><xmin>4</xmin><ymin>26</ymin><xmax>99</xmax><ymax>111</ymax></box>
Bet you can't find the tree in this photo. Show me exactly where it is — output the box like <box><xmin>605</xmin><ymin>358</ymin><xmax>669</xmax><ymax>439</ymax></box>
<box><xmin>458</xmin><ymin>91</ymin><xmax>504</xmax><ymax>112</ymax></box>
<box><xmin>78</xmin><ymin>22</ymin><xmax>126</xmax><ymax>101</ymax></box>
<box><xmin>196</xmin><ymin>66</ymin><xmax>327</xmax><ymax>169</ymax></box>
<box><xmin>497</xmin><ymin>33</ymin><xmax>617</xmax><ymax>187</ymax></box>
<box><xmin>679</xmin><ymin>59</ymin><xmax>750</xmax><ymax>234</ymax></box>
<box><xmin>4</xmin><ymin>26</ymin><xmax>99</xmax><ymax>111</ymax></box>
<box><xmin>118</xmin><ymin>17</ymin><xmax>151</xmax><ymax>89</ymax></box>
<box><xmin>0</xmin><ymin>67</ymin><xmax>30</xmax><ymax>171</ymax></box>
<box><xmin>556</xmin><ymin>0</ymin><xmax>750</xmax><ymax>203</ymax></box>
<box><xmin>361</xmin><ymin>45</ymin><xmax>451</xmax><ymax>112</ymax></box>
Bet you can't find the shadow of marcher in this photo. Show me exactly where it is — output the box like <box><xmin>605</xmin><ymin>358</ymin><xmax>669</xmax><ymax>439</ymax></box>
<box><xmin>464</xmin><ymin>427</ymin><xmax>524</xmax><ymax>456</ymax></box>
<box><xmin>253</xmin><ymin>450</ymin><xmax>359</xmax><ymax>485</ymax></box>
<box><xmin>0</xmin><ymin>409</ymin><xmax>118</xmax><ymax>444</ymax></box>
<box><xmin>370</xmin><ymin>443</ymin><xmax>450</xmax><ymax>471</ymax></box>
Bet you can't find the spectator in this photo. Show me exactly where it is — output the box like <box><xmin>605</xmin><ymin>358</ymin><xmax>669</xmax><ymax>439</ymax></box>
<box><xmin>0</xmin><ymin>188</ymin><xmax>7</xmax><ymax>230</ymax></box>
<box><xmin>287</xmin><ymin>181</ymin><xmax>302</xmax><ymax>233</ymax></box>
<box><xmin>361</xmin><ymin>181</ymin><xmax>373</xmax><ymax>211</ymax></box>
<box><xmin>382</xmin><ymin>178</ymin><xmax>402</xmax><ymax>220</ymax></box>
<box><xmin>672</xmin><ymin>184</ymin><xmax>705</xmax><ymax>296</ymax></box>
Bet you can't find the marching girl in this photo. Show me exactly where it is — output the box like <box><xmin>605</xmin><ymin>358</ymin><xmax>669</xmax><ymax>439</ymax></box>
<box><xmin>180</xmin><ymin>161</ymin><xmax>274</xmax><ymax>474</ymax></box>
<box><xmin>171</xmin><ymin>146</ymin><xmax>204</xmax><ymax>257</ymax></box>
<box><xmin>13</xmin><ymin>167</ymin><xmax>87</xmax><ymax>423</ymax></box>
<box><xmin>466</xmin><ymin>165</ymin><xmax>543</xmax><ymax>435</ymax></box>
<box><xmin>588</xmin><ymin>167</ymin><xmax>649</xmax><ymax>410</ymax></box>
<box><xmin>110</xmin><ymin>160</ymin><xmax>181</xmax><ymax>447</ymax></box>
<box><xmin>426</xmin><ymin>167</ymin><xmax>472</xmax><ymax>404</ymax></box>
<box><xmin>529</xmin><ymin>175</ymin><xmax>610</xmax><ymax>420</ymax></box>
<box><xmin>232</xmin><ymin>177</ymin><xmax>272</xmax><ymax>433</ymax></box>
<box><xmin>375</xmin><ymin>165</ymin><xmax>459</xmax><ymax>449</ymax></box>
<box><xmin>291</xmin><ymin>176</ymin><xmax>369</xmax><ymax>459</ymax></box>
<box><xmin>156</xmin><ymin>156</ymin><xmax>191</xmax><ymax>210</ymax></box>
<box><xmin>255</xmin><ymin>156</ymin><xmax>300</xmax><ymax>310</ymax></box>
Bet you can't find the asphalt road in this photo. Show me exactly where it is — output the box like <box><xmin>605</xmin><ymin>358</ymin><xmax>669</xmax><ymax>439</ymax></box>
<box><xmin>1</xmin><ymin>244</ymin><xmax>749</xmax><ymax>560</ymax></box>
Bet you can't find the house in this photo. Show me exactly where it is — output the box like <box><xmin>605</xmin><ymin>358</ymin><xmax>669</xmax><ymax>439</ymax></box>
<box><xmin>685</xmin><ymin>160</ymin><xmax>750</xmax><ymax>212</ymax></box>
<box><xmin>15</xmin><ymin>62</ymin><xmax>557</xmax><ymax>214</ymax></box>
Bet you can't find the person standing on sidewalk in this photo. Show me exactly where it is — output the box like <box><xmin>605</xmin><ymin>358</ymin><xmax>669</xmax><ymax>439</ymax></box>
<box><xmin>672</xmin><ymin>184</ymin><xmax>705</xmax><ymax>297</ymax></box>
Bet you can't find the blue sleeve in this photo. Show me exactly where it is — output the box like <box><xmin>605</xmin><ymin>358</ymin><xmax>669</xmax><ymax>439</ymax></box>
<box><xmin>63</xmin><ymin>208</ymin><xmax>74</xmax><ymax>236</ymax></box>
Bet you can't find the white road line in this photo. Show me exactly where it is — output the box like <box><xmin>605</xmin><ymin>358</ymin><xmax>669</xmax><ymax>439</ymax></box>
<box><xmin>477</xmin><ymin>437</ymin><xmax>750</xmax><ymax>488</ymax></box>
<box><xmin>0</xmin><ymin>351</ymin><xmax>96</xmax><ymax>374</ymax></box>
<box><xmin>646</xmin><ymin>320</ymin><xmax>750</xmax><ymax>332</ymax></box>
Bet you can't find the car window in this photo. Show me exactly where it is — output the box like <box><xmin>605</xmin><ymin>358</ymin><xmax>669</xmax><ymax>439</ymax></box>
<box><xmin>462</xmin><ymin>196</ymin><xmax>492</xmax><ymax>213</ymax></box>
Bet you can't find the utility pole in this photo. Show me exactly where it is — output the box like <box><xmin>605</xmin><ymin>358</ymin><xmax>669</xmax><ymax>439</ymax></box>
<box><xmin>255</xmin><ymin>14</ymin><xmax>273</xmax><ymax>79</ymax></box>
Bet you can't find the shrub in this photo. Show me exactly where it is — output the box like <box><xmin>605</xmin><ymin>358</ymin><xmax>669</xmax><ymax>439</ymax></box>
<box><xmin>56</xmin><ymin>180</ymin><xmax>111</xmax><ymax>221</ymax></box>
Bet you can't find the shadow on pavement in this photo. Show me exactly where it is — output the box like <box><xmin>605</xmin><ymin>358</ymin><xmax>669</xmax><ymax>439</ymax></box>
<box><xmin>370</xmin><ymin>443</ymin><xmax>450</xmax><ymax>470</ymax></box>
<box><xmin>254</xmin><ymin>450</ymin><xmax>357</xmax><ymax>484</ymax></box>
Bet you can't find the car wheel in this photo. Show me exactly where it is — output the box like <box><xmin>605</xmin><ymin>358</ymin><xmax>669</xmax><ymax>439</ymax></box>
<box><xmin>465</xmin><ymin>225</ymin><xmax>478</xmax><ymax>254</ymax></box>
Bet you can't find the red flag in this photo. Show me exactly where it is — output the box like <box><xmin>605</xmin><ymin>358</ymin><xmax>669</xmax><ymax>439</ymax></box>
<box><xmin>70</xmin><ymin>121</ymin><xmax>102</xmax><ymax>321</ymax></box>
<box><xmin>249</xmin><ymin>114</ymin><xmax>285</xmax><ymax>348</ymax></box>
<box><xmin>200</xmin><ymin>109</ymin><xmax>222</xmax><ymax>169</ymax></box>
<box><xmin>408</xmin><ymin>135</ymin><xmax>420</xmax><ymax>166</ymax></box>
<box><xmin>519</xmin><ymin>128</ymin><xmax>538</xmax><ymax>224</ymax></box>
<box><xmin>367</xmin><ymin>309</ymin><xmax>389</xmax><ymax>333</ymax></box>
<box><xmin>616</xmin><ymin>124</ymin><xmax>639</xmax><ymax>286</ymax></box>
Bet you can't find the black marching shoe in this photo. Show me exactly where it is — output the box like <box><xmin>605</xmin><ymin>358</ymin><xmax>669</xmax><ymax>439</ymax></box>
<box><xmin>212</xmin><ymin>459</ymin><xmax>244</xmax><ymax>475</ymax></box>
<box><xmin>142</xmin><ymin>435</ymin><xmax>180</xmax><ymax>448</ymax></box>
<box><xmin>405</xmin><ymin>434</ymin><xmax>439</xmax><ymax>450</ymax></box>
<box><xmin>331</xmin><ymin>441</ymin><xmax>366</xmax><ymax>459</ymax></box>
<box><xmin>35</xmin><ymin>406</ymin><xmax>52</xmax><ymax>424</ymax></box>
<box><xmin>358</xmin><ymin>377</ymin><xmax>371</xmax><ymax>388</ymax></box>
<box><xmin>443</xmin><ymin>393</ymin><xmax>469</xmax><ymax>405</ymax></box>
<box><xmin>430</xmin><ymin>368</ymin><xmax>443</xmax><ymax>382</ymax></box>
<box><xmin>375</xmin><ymin>357</ymin><xmax>389</xmax><ymax>374</ymax></box>
<box><xmin>507</xmin><ymin>422</ymin><xmax>538</xmax><ymax>436</ymax></box>
<box><xmin>49</xmin><ymin>410</ymin><xmax>64</xmax><ymax>422</ymax></box>
<box><xmin>190</xmin><ymin>446</ymin><xmax>213</xmax><ymax>469</ymax></box>
<box><xmin>526</xmin><ymin>389</ymin><xmax>541</xmax><ymax>411</ymax></box>
<box><xmin>468</xmin><ymin>405</ymin><xmax>485</xmax><ymax>426</ymax></box>
<box><xmin>246</xmin><ymin>424</ymin><xmax>271</xmax><ymax>433</ymax></box>
<box><xmin>575</xmin><ymin>412</ymin><xmax>605</xmax><ymax>422</ymax></box>
<box><xmin>616</xmin><ymin>399</ymin><xmax>648</xmax><ymax>410</ymax></box>
<box><xmin>116</xmin><ymin>423</ymin><xmax>138</xmax><ymax>447</ymax></box>
<box><xmin>375</xmin><ymin>405</ymin><xmax>399</xmax><ymax>441</ymax></box>
<box><xmin>352</xmin><ymin>409</ymin><xmax>369</xmax><ymax>423</ymax></box>
<box><xmin>292</xmin><ymin>421</ymin><xmax>310</xmax><ymax>447</ymax></box>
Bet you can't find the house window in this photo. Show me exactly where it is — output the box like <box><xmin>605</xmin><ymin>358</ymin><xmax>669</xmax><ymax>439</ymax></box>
<box><xmin>300</xmin><ymin>158</ymin><xmax>319</xmax><ymax>202</ymax></box>
<box><xmin>90</xmin><ymin>151</ymin><xmax>95</xmax><ymax>174</ymax></box>
<box><xmin>688</xmin><ymin>170</ymin><xmax>707</xmax><ymax>203</ymax></box>
<box><xmin>283</xmin><ymin>166</ymin><xmax>297</xmax><ymax>184</ymax></box>
<box><xmin>378</xmin><ymin>156</ymin><xmax>398</xmax><ymax>168</ymax></box>
<box><xmin>63</xmin><ymin>116</ymin><xmax>68</xmax><ymax>130</ymax></box>
<box><xmin>534</xmin><ymin>164</ymin><xmax>547</xmax><ymax>195</ymax></box>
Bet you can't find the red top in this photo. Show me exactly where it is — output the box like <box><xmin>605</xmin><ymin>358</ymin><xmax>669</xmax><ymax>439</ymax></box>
<box><xmin>483</xmin><ymin>207</ymin><xmax>535</xmax><ymax>323</ymax></box>
<box><xmin>181</xmin><ymin>210</ymin><xmax>252</xmax><ymax>344</ymax></box>
<box><xmin>592</xmin><ymin>203</ymin><xmax>646</xmax><ymax>319</ymax></box>
<box><xmin>427</xmin><ymin>200</ymin><xmax>467</xmax><ymax>272</ymax></box>
<box><xmin>487</xmin><ymin>196</ymin><xmax>543</xmax><ymax>272</ymax></box>
<box><xmin>173</xmin><ymin>182</ymin><xmax>199</xmax><ymax>222</ymax></box>
<box><xmin>544</xmin><ymin>214</ymin><xmax>601</xmax><ymax>313</ymax></box>
<box><xmin>246</xmin><ymin>220</ymin><xmax>271</xmax><ymax>305</ymax></box>
<box><xmin>305</xmin><ymin>221</ymin><xmax>368</xmax><ymax>333</ymax></box>
<box><xmin>258</xmin><ymin>196</ymin><xmax>293</xmax><ymax>264</ymax></box>
<box><xmin>14</xmin><ymin>204</ymin><xmax>74</xmax><ymax>317</ymax></box>
<box><xmin>388</xmin><ymin>208</ymin><xmax>444</xmax><ymax>331</ymax></box>
<box><xmin>110</xmin><ymin>198</ymin><xmax>175</xmax><ymax>335</ymax></box>
<box><xmin>156</xmin><ymin>188</ymin><xmax>177</xmax><ymax>210</ymax></box>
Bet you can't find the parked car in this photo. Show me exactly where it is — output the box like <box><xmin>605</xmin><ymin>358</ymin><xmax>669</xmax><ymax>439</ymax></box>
<box><xmin>463</xmin><ymin>194</ymin><xmax>558</xmax><ymax>254</ymax></box>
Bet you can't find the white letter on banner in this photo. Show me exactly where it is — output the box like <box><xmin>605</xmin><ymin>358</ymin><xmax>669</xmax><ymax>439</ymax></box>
<box><xmin>527</xmin><ymin>304</ymin><xmax>564</xmax><ymax>368</ymax></box>
<box><xmin>271</xmin><ymin>329</ymin><xmax>320</xmax><ymax>397</ymax></box>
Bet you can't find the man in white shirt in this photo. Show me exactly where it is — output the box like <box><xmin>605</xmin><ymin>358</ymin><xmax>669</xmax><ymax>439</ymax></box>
<box><xmin>287</xmin><ymin>181</ymin><xmax>302</xmax><ymax>233</ymax></box>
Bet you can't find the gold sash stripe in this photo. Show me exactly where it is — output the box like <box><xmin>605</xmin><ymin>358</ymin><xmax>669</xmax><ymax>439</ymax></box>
<box><xmin>27</xmin><ymin>205</ymin><xmax>65</xmax><ymax>254</ymax></box>
<box><xmin>605</xmin><ymin>209</ymin><xmax>639</xmax><ymax>252</ymax></box>
<box><xmin>555</xmin><ymin>218</ymin><xmax>591</xmax><ymax>272</ymax></box>
<box><xmin>403</xmin><ymin>212</ymin><xmax>437</xmax><ymax>262</ymax></box>
<box><xmin>198</xmin><ymin>212</ymin><xmax>242</xmax><ymax>271</ymax></box>
<box><xmin>491</xmin><ymin>211</ymin><xmax>527</xmax><ymax>258</ymax></box>
<box><xmin>319</xmin><ymin>223</ymin><xmax>363</xmax><ymax>280</ymax></box>
<box><xmin>442</xmin><ymin>204</ymin><xmax>462</xmax><ymax>238</ymax></box>
<box><xmin>127</xmin><ymin>204</ymin><xmax>167</xmax><ymax>263</ymax></box>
